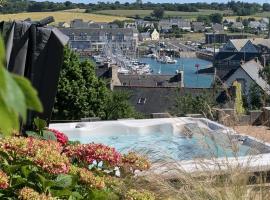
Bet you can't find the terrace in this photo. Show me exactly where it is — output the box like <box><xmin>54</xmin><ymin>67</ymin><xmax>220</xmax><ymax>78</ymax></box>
<box><xmin>1</xmin><ymin>17</ymin><xmax>270</xmax><ymax>200</ymax></box>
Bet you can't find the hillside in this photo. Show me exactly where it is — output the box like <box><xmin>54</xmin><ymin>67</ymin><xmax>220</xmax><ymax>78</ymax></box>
<box><xmin>0</xmin><ymin>10</ymin><xmax>128</xmax><ymax>23</ymax></box>
<box><xmin>93</xmin><ymin>9</ymin><xmax>232</xmax><ymax>19</ymax></box>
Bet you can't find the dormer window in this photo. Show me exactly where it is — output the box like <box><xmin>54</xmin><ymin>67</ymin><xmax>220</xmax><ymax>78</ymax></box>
<box><xmin>156</xmin><ymin>81</ymin><xmax>163</xmax><ymax>86</ymax></box>
<box><xmin>138</xmin><ymin>98</ymin><xmax>147</xmax><ymax>104</ymax></box>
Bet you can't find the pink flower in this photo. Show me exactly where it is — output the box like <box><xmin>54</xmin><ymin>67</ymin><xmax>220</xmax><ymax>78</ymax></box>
<box><xmin>65</xmin><ymin>143</ymin><xmax>122</xmax><ymax>167</ymax></box>
<box><xmin>0</xmin><ymin>170</ymin><xmax>9</xmax><ymax>189</ymax></box>
<box><xmin>0</xmin><ymin>137</ymin><xmax>70</xmax><ymax>175</ymax></box>
<box><xmin>47</xmin><ymin>129</ymin><xmax>68</xmax><ymax>146</ymax></box>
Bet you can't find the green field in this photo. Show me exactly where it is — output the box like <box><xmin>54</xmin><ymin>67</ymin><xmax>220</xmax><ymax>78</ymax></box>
<box><xmin>94</xmin><ymin>9</ymin><xmax>232</xmax><ymax>19</ymax></box>
<box><xmin>0</xmin><ymin>10</ymin><xmax>128</xmax><ymax>24</ymax></box>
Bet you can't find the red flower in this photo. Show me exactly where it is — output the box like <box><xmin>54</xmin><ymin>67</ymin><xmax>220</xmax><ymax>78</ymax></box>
<box><xmin>65</xmin><ymin>143</ymin><xmax>122</xmax><ymax>167</ymax></box>
<box><xmin>47</xmin><ymin>129</ymin><xmax>68</xmax><ymax>145</ymax></box>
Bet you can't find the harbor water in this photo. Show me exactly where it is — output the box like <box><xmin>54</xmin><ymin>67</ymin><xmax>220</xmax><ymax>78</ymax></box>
<box><xmin>139</xmin><ymin>57</ymin><xmax>213</xmax><ymax>88</ymax></box>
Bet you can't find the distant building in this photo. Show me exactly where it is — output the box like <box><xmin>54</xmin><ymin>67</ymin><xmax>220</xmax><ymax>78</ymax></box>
<box><xmin>213</xmin><ymin>38</ymin><xmax>270</xmax><ymax>83</ymax></box>
<box><xmin>151</xmin><ymin>29</ymin><xmax>159</xmax><ymax>40</ymax></box>
<box><xmin>221</xmin><ymin>39</ymin><xmax>258</xmax><ymax>53</ymax></box>
<box><xmin>58</xmin><ymin>22</ymin><xmax>70</xmax><ymax>28</ymax></box>
<box><xmin>159</xmin><ymin>18</ymin><xmax>191</xmax><ymax>32</ymax></box>
<box><xmin>139</xmin><ymin>29</ymin><xmax>159</xmax><ymax>42</ymax></box>
<box><xmin>249</xmin><ymin>21</ymin><xmax>268</xmax><ymax>31</ymax></box>
<box><xmin>118</xmin><ymin>72</ymin><xmax>184</xmax><ymax>88</ymax></box>
<box><xmin>124</xmin><ymin>22</ymin><xmax>136</xmax><ymax>29</ymax></box>
<box><xmin>224</xmin><ymin>59</ymin><xmax>269</xmax><ymax>96</ymax></box>
<box><xmin>135</xmin><ymin>19</ymin><xmax>154</xmax><ymax>29</ymax></box>
<box><xmin>70</xmin><ymin>19</ymin><xmax>93</xmax><ymax>28</ymax></box>
<box><xmin>212</xmin><ymin>23</ymin><xmax>224</xmax><ymax>33</ymax></box>
<box><xmin>61</xmin><ymin>28</ymin><xmax>139</xmax><ymax>52</ymax></box>
<box><xmin>191</xmin><ymin>22</ymin><xmax>205</xmax><ymax>32</ymax></box>
<box><xmin>205</xmin><ymin>33</ymin><xmax>248</xmax><ymax>44</ymax></box>
<box><xmin>88</xmin><ymin>22</ymin><xmax>109</xmax><ymax>29</ymax></box>
<box><xmin>231</xmin><ymin>22</ymin><xmax>244</xmax><ymax>31</ymax></box>
<box><xmin>260</xmin><ymin>18</ymin><xmax>269</xmax><ymax>25</ymax></box>
<box><xmin>139</xmin><ymin>32</ymin><xmax>151</xmax><ymax>41</ymax></box>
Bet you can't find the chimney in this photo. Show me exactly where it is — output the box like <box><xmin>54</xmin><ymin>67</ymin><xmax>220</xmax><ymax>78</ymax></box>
<box><xmin>176</xmin><ymin>70</ymin><xmax>184</xmax><ymax>88</ymax></box>
<box><xmin>109</xmin><ymin>65</ymin><xmax>121</xmax><ymax>90</ymax></box>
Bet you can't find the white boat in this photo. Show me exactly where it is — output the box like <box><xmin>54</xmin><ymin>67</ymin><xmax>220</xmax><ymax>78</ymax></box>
<box><xmin>157</xmin><ymin>56</ymin><xmax>177</xmax><ymax>64</ymax></box>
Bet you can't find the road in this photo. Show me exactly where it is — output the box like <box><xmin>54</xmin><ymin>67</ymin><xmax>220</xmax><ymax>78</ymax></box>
<box><xmin>162</xmin><ymin>39</ymin><xmax>196</xmax><ymax>52</ymax></box>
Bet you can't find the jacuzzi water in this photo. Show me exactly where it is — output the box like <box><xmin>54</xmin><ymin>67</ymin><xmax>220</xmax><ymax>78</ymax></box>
<box><xmin>73</xmin><ymin>130</ymin><xmax>253</xmax><ymax>162</ymax></box>
<box><xmin>50</xmin><ymin>118</ymin><xmax>268</xmax><ymax>162</ymax></box>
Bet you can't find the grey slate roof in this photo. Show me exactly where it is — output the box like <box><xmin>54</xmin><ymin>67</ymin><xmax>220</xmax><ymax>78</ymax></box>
<box><xmin>60</xmin><ymin>28</ymin><xmax>138</xmax><ymax>37</ymax></box>
<box><xmin>118</xmin><ymin>74</ymin><xmax>182</xmax><ymax>87</ymax></box>
<box><xmin>230</xmin><ymin>39</ymin><xmax>249</xmax><ymax>51</ymax></box>
<box><xmin>114</xmin><ymin>86</ymin><xmax>213</xmax><ymax>115</ymax></box>
<box><xmin>240</xmin><ymin>60</ymin><xmax>270</xmax><ymax>94</ymax></box>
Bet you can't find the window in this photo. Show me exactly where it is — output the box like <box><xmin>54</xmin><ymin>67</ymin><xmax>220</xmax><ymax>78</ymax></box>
<box><xmin>122</xmin><ymin>82</ymin><xmax>127</xmax><ymax>86</ymax></box>
<box><xmin>156</xmin><ymin>81</ymin><xmax>163</xmax><ymax>86</ymax></box>
<box><xmin>138</xmin><ymin>98</ymin><xmax>147</xmax><ymax>104</ymax></box>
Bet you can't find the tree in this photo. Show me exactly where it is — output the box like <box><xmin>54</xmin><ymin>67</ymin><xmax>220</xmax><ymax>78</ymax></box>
<box><xmin>104</xmin><ymin>91</ymin><xmax>141</xmax><ymax>120</ymax></box>
<box><xmin>233</xmin><ymin>81</ymin><xmax>245</xmax><ymax>115</ymax></box>
<box><xmin>209</xmin><ymin>13</ymin><xmax>223</xmax><ymax>24</ymax></box>
<box><xmin>263</xmin><ymin>3</ymin><xmax>270</xmax><ymax>11</ymax></box>
<box><xmin>249</xmin><ymin>83</ymin><xmax>263</xmax><ymax>110</ymax></box>
<box><xmin>151</xmin><ymin>7</ymin><xmax>164</xmax><ymax>20</ymax></box>
<box><xmin>242</xmin><ymin>19</ymin><xmax>249</xmax><ymax>27</ymax></box>
<box><xmin>197</xmin><ymin>15</ymin><xmax>210</xmax><ymax>25</ymax></box>
<box><xmin>53</xmin><ymin>48</ymin><xmax>109</xmax><ymax>120</ymax></box>
<box><xmin>173</xmin><ymin>93</ymin><xmax>215</xmax><ymax>118</ymax></box>
<box><xmin>53</xmin><ymin>47</ymin><xmax>140</xmax><ymax>120</ymax></box>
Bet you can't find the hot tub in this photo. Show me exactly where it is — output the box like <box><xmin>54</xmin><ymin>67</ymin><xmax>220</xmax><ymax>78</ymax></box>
<box><xmin>49</xmin><ymin>118</ymin><xmax>270</xmax><ymax>174</ymax></box>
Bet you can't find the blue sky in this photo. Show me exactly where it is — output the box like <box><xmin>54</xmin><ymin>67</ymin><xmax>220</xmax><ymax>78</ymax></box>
<box><xmin>38</xmin><ymin>0</ymin><xmax>268</xmax><ymax>4</ymax></box>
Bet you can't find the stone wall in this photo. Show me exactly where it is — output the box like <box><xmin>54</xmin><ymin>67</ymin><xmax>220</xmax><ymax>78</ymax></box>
<box><xmin>216</xmin><ymin>108</ymin><xmax>263</xmax><ymax>126</ymax></box>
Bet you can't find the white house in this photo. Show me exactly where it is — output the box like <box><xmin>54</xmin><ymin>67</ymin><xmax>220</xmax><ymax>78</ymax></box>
<box><xmin>231</xmin><ymin>22</ymin><xmax>244</xmax><ymax>30</ymax></box>
<box><xmin>151</xmin><ymin>29</ymin><xmax>159</xmax><ymax>41</ymax></box>
<box><xmin>225</xmin><ymin>59</ymin><xmax>269</xmax><ymax>96</ymax></box>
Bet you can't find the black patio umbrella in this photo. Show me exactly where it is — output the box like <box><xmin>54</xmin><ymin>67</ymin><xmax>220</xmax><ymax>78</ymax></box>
<box><xmin>0</xmin><ymin>17</ymin><xmax>69</xmax><ymax>129</ymax></box>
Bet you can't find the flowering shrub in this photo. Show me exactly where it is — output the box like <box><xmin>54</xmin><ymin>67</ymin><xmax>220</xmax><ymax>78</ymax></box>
<box><xmin>0</xmin><ymin>131</ymin><xmax>152</xmax><ymax>199</ymax></box>
<box><xmin>0</xmin><ymin>137</ymin><xmax>70</xmax><ymax>174</ymax></box>
<box><xmin>122</xmin><ymin>152</ymin><xmax>151</xmax><ymax>173</ymax></box>
<box><xmin>65</xmin><ymin>143</ymin><xmax>121</xmax><ymax>167</ymax></box>
<box><xmin>18</xmin><ymin>187</ymin><xmax>56</xmax><ymax>200</ymax></box>
<box><xmin>47</xmin><ymin>128</ymin><xmax>68</xmax><ymax>146</ymax></box>
<box><xmin>70</xmin><ymin>166</ymin><xmax>105</xmax><ymax>189</ymax></box>
<box><xmin>0</xmin><ymin>170</ymin><xmax>9</xmax><ymax>189</ymax></box>
<box><xmin>125</xmin><ymin>189</ymin><xmax>155</xmax><ymax>200</ymax></box>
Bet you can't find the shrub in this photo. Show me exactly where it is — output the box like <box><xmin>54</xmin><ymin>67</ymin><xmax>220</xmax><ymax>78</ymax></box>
<box><xmin>47</xmin><ymin>128</ymin><xmax>68</xmax><ymax>145</ymax></box>
<box><xmin>0</xmin><ymin>135</ymin><xmax>153</xmax><ymax>199</ymax></box>
<box><xmin>121</xmin><ymin>152</ymin><xmax>150</xmax><ymax>174</ymax></box>
<box><xmin>125</xmin><ymin>189</ymin><xmax>155</xmax><ymax>200</ymax></box>
<box><xmin>64</xmin><ymin>143</ymin><xmax>122</xmax><ymax>168</ymax></box>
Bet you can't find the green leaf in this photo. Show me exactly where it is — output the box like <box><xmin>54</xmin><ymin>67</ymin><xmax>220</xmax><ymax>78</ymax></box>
<box><xmin>0</xmin><ymin>99</ymin><xmax>19</xmax><ymax>135</ymax></box>
<box><xmin>34</xmin><ymin>117</ymin><xmax>47</xmax><ymax>131</ymax></box>
<box><xmin>25</xmin><ymin>131</ymin><xmax>41</xmax><ymax>138</ymax></box>
<box><xmin>50</xmin><ymin>189</ymin><xmax>73</xmax><ymax>197</ymax></box>
<box><xmin>0</xmin><ymin>37</ymin><xmax>5</xmax><ymax>64</ymax></box>
<box><xmin>21</xmin><ymin>166</ymin><xmax>32</xmax><ymax>178</ymax></box>
<box><xmin>13</xmin><ymin>75</ymin><xmax>43</xmax><ymax>113</ymax></box>
<box><xmin>54</xmin><ymin>174</ymin><xmax>74</xmax><ymax>188</ymax></box>
<box><xmin>0</xmin><ymin>67</ymin><xmax>27</xmax><ymax>121</ymax></box>
<box><xmin>68</xmin><ymin>192</ymin><xmax>83</xmax><ymax>200</ymax></box>
<box><xmin>42</xmin><ymin>130</ymin><xmax>57</xmax><ymax>141</ymax></box>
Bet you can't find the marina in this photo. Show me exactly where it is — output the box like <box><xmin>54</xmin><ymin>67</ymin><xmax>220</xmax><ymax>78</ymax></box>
<box><xmin>93</xmin><ymin>51</ymin><xmax>214</xmax><ymax>88</ymax></box>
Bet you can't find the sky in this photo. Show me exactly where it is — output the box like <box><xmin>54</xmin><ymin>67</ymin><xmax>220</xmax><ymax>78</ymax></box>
<box><xmin>39</xmin><ymin>0</ymin><xmax>269</xmax><ymax>4</ymax></box>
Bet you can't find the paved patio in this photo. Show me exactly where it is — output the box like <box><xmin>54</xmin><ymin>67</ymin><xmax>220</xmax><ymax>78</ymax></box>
<box><xmin>233</xmin><ymin>125</ymin><xmax>270</xmax><ymax>143</ymax></box>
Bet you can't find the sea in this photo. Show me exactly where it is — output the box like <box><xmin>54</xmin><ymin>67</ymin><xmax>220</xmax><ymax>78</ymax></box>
<box><xmin>139</xmin><ymin>57</ymin><xmax>214</xmax><ymax>88</ymax></box>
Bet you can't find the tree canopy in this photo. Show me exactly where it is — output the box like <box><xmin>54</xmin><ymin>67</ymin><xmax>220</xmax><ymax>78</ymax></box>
<box><xmin>53</xmin><ymin>47</ymin><xmax>140</xmax><ymax>120</ymax></box>
<box><xmin>151</xmin><ymin>7</ymin><xmax>165</xmax><ymax>20</ymax></box>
